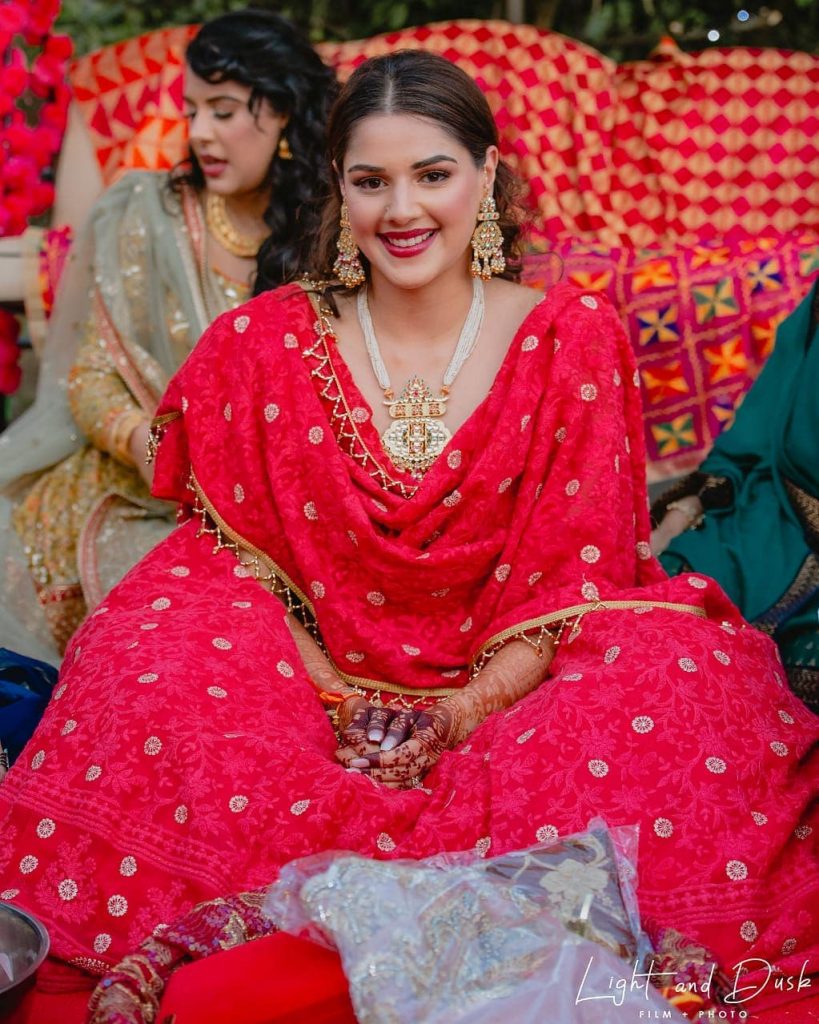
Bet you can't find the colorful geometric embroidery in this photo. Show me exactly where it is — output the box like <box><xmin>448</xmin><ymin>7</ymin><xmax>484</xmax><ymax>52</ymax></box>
<box><xmin>703</xmin><ymin>338</ymin><xmax>748</xmax><ymax>384</ymax></box>
<box><xmin>637</xmin><ymin>306</ymin><xmax>679</xmax><ymax>347</ymax></box>
<box><xmin>748</xmin><ymin>258</ymin><xmax>783</xmax><ymax>294</ymax></box>
<box><xmin>693</xmin><ymin>279</ymin><xmax>739</xmax><ymax>324</ymax></box>
<box><xmin>651</xmin><ymin>415</ymin><xmax>697</xmax><ymax>457</ymax></box>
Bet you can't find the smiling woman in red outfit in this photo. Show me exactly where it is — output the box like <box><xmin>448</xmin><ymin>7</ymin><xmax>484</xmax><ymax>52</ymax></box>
<box><xmin>0</xmin><ymin>51</ymin><xmax>816</xmax><ymax>1024</ymax></box>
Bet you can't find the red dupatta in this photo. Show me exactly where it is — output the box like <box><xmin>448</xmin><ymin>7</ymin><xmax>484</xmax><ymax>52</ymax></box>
<box><xmin>152</xmin><ymin>281</ymin><xmax>710</xmax><ymax>695</ymax></box>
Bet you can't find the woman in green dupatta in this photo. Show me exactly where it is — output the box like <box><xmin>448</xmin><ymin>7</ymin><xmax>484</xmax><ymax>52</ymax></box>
<box><xmin>651</xmin><ymin>280</ymin><xmax>819</xmax><ymax>712</ymax></box>
<box><xmin>0</xmin><ymin>9</ymin><xmax>335</xmax><ymax>662</ymax></box>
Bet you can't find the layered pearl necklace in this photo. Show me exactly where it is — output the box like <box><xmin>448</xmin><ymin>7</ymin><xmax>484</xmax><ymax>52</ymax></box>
<box><xmin>356</xmin><ymin>278</ymin><xmax>485</xmax><ymax>477</ymax></box>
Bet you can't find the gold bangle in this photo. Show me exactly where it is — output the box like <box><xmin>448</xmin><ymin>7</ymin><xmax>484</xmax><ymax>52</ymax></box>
<box><xmin>665</xmin><ymin>500</ymin><xmax>704</xmax><ymax>530</ymax></box>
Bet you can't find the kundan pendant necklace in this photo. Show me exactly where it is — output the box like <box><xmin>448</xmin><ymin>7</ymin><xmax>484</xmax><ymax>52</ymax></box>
<box><xmin>356</xmin><ymin>277</ymin><xmax>485</xmax><ymax>477</ymax></box>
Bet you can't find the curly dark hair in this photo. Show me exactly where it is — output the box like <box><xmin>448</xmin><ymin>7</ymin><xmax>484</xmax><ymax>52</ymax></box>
<box><xmin>312</xmin><ymin>50</ymin><xmax>526</xmax><ymax>288</ymax></box>
<box><xmin>170</xmin><ymin>8</ymin><xmax>337</xmax><ymax>295</ymax></box>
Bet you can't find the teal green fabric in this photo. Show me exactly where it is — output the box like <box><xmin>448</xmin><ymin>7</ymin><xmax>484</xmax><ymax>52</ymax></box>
<box><xmin>661</xmin><ymin>282</ymin><xmax>819</xmax><ymax>671</ymax></box>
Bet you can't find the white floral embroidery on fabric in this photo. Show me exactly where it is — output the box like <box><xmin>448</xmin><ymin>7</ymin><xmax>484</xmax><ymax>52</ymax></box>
<box><xmin>475</xmin><ymin>837</ymin><xmax>491</xmax><ymax>858</ymax></box>
<box><xmin>229</xmin><ymin>795</ymin><xmax>249</xmax><ymax>813</ymax></box>
<box><xmin>303</xmin><ymin>501</ymin><xmax>318</xmax><ymax>520</ymax></box>
<box><xmin>120</xmin><ymin>857</ymin><xmax>137</xmax><ymax>877</ymax></box>
<box><xmin>553</xmin><ymin>338</ymin><xmax>561</xmax><ymax>353</ymax></box>
<box><xmin>633</xmin><ymin>369</ymin><xmax>641</xmax><ymax>387</ymax></box>
<box><xmin>345</xmin><ymin>652</ymin><xmax>365</xmax><ymax>664</ymax></box>
<box><xmin>565</xmin><ymin>479</ymin><xmax>580</xmax><ymax>496</ymax></box>
<box><xmin>653</xmin><ymin>818</ymin><xmax>674</xmax><ymax>838</ymax></box>
<box><xmin>498</xmin><ymin>477</ymin><xmax>512</xmax><ymax>493</ymax></box>
<box><xmin>234</xmin><ymin>484</ymin><xmax>245</xmax><ymax>504</ymax></box>
<box><xmin>751</xmin><ymin>811</ymin><xmax>767</xmax><ymax>826</ymax></box>
<box><xmin>520</xmin><ymin>415</ymin><xmax>531</xmax><ymax>431</ymax></box>
<box><xmin>778</xmin><ymin>709</ymin><xmax>795</xmax><ymax>725</ymax></box>
<box><xmin>740</xmin><ymin>921</ymin><xmax>758</xmax><ymax>942</ymax></box>
<box><xmin>20</xmin><ymin>855</ymin><xmax>38</xmax><ymax>874</ymax></box>
<box><xmin>726</xmin><ymin>860</ymin><xmax>748</xmax><ymax>881</ymax></box>
<box><xmin>308</xmin><ymin>426</ymin><xmax>324</xmax><ymax>444</ymax></box>
<box><xmin>233</xmin><ymin>564</ymin><xmax>251</xmax><ymax>578</ymax></box>
<box><xmin>367</xmin><ymin>591</ymin><xmax>386</xmax><ymax>606</ymax></box>
<box><xmin>31</xmin><ymin>750</ymin><xmax>44</xmax><ymax>770</ymax></box>
<box><xmin>720</xmin><ymin>620</ymin><xmax>737</xmax><ymax>634</ymax></box>
<box><xmin>528</xmin><ymin>572</ymin><xmax>543</xmax><ymax>586</ymax></box>
<box><xmin>536</xmin><ymin>824</ymin><xmax>559</xmax><ymax>845</ymax></box>
<box><xmin>223</xmin><ymin>403</ymin><xmax>232</xmax><ymax>422</ymax></box>
<box><xmin>61</xmin><ymin>720</ymin><xmax>77</xmax><ymax>736</ymax></box>
<box><xmin>443</xmin><ymin>490</ymin><xmax>462</xmax><ymax>508</ymax></box>
<box><xmin>234</xmin><ymin>314</ymin><xmax>250</xmax><ymax>333</ymax></box>
<box><xmin>770</xmin><ymin>741</ymin><xmax>789</xmax><ymax>757</ymax></box>
<box><xmin>151</xmin><ymin>597</ymin><xmax>171</xmax><ymax>611</ymax></box>
<box><xmin>174</xmin><ymin>805</ymin><xmax>188</xmax><ymax>824</ymax></box>
<box><xmin>290</xmin><ymin>800</ymin><xmax>310</xmax><ymax>816</ymax></box>
<box><xmin>1</xmin><ymin>890</ymin><xmax>19</xmax><ymax>900</ymax></box>
<box><xmin>517</xmin><ymin>729</ymin><xmax>535</xmax><ymax>744</ymax></box>
<box><xmin>86</xmin><ymin>765</ymin><xmax>102</xmax><ymax>781</ymax></box>
<box><xmin>376</xmin><ymin>833</ymin><xmax>396</xmax><ymax>852</ymax></box>
<box><xmin>402</xmin><ymin>644</ymin><xmax>421</xmax><ymax>657</ymax></box>
<box><xmin>563</xmin><ymin>673</ymin><xmax>584</xmax><ymax>681</ymax></box>
<box><xmin>781</xmin><ymin>938</ymin><xmax>797</xmax><ymax>955</ymax></box>
<box><xmin>351</xmin><ymin>406</ymin><xmax>369</xmax><ymax>423</ymax></box>
<box><xmin>495</xmin><ymin>564</ymin><xmax>511</xmax><ymax>582</ymax></box>
<box><xmin>604</xmin><ymin>646</ymin><xmax>621</xmax><ymax>664</ymax></box>
<box><xmin>580</xmin><ymin>383</ymin><xmax>597</xmax><ymax>401</ymax></box>
<box><xmin>588</xmin><ymin>759</ymin><xmax>609</xmax><ymax>778</ymax></box>
<box><xmin>212</xmin><ymin>637</ymin><xmax>232</xmax><ymax>650</ymax></box>
<box><xmin>441</xmin><ymin>669</ymin><xmax>461</xmax><ymax>679</ymax></box>
<box><xmin>614</xmin><ymin>454</ymin><xmax>620</xmax><ymax>473</ymax></box>
<box><xmin>705</xmin><ymin>757</ymin><xmax>727</xmax><ymax>774</ymax></box>
<box><xmin>310</xmin><ymin>581</ymin><xmax>326</xmax><ymax>599</ymax></box>
<box><xmin>36</xmin><ymin>819</ymin><xmax>56</xmax><ymax>839</ymax></box>
<box><xmin>581</xmin><ymin>545</ymin><xmax>600</xmax><ymax>564</ymax></box>
<box><xmin>53</xmin><ymin>684</ymin><xmax>66</xmax><ymax>700</ymax></box>
<box><xmin>447</xmin><ymin>449</ymin><xmax>462</xmax><ymax>469</ymax></box>
<box><xmin>521</xmin><ymin>335</ymin><xmax>539</xmax><ymax>352</ymax></box>
<box><xmin>613</xmin><ymin>369</ymin><xmax>621</xmax><ymax>386</ymax></box>
<box><xmin>372</xmin><ymin>498</ymin><xmax>388</xmax><ymax>513</ymax></box>
<box><xmin>283</xmin><ymin>332</ymin><xmax>299</xmax><ymax>349</ymax></box>
<box><xmin>207</xmin><ymin>686</ymin><xmax>227</xmax><ymax>699</ymax></box>
<box><xmin>180</xmin><ymin>397</ymin><xmax>188</xmax><ymax>412</ymax></box>
<box><xmin>581</xmin><ymin>295</ymin><xmax>598</xmax><ymax>309</ymax></box>
<box><xmin>636</xmin><ymin>541</ymin><xmax>652</xmax><ymax>560</ymax></box>
<box><xmin>687</xmin><ymin>576</ymin><xmax>707</xmax><ymax>590</ymax></box>
<box><xmin>108</xmin><ymin>895</ymin><xmax>128</xmax><ymax>917</ymax></box>
<box><xmin>459</xmin><ymin>618</ymin><xmax>473</xmax><ymax>633</ymax></box>
<box><xmin>144</xmin><ymin>736</ymin><xmax>162</xmax><ymax>756</ymax></box>
<box><xmin>794</xmin><ymin>825</ymin><xmax>812</xmax><ymax>840</ymax></box>
<box><xmin>93</xmin><ymin>934</ymin><xmax>112</xmax><ymax>954</ymax></box>
<box><xmin>555</xmin><ymin>427</ymin><xmax>567</xmax><ymax>443</ymax></box>
<box><xmin>347</xmin><ymin>530</ymin><xmax>358</xmax><ymax>546</ymax></box>
<box><xmin>138</xmin><ymin>672</ymin><xmax>158</xmax><ymax>684</ymax></box>
<box><xmin>277</xmin><ymin>660</ymin><xmax>294</xmax><ymax>678</ymax></box>
<box><xmin>713</xmin><ymin>650</ymin><xmax>731</xmax><ymax>665</ymax></box>
<box><xmin>678</xmin><ymin>657</ymin><xmax>697</xmax><ymax>673</ymax></box>
<box><xmin>631</xmin><ymin>716</ymin><xmax>654</xmax><ymax>734</ymax></box>
<box><xmin>581</xmin><ymin>581</ymin><xmax>599</xmax><ymax>601</ymax></box>
<box><xmin>170</xmin><ymin>565</ymin><xmax>190</xmax><ymax>577</ymax></box>
<box><xmin>58</xmin><ymin>879</ymin><xmax>78</xmax><ymax>901</ymax></box>
<box><xmin>140</xmin><ymin>623</ymin><xmax>158</xmax><ymax>631</ymax></box>
<box><xmin>232</xmin><ymin>601</ymin><xmax>251</xmax><ymax>609</ymax></box>
<box><xmin>264</xmin><ymin>403</ymin><xmax>280</xmax><ymax>423</ymax></box>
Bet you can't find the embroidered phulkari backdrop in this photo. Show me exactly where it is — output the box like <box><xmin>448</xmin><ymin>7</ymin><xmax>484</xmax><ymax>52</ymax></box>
<box><xmin>67</xmin><ymin>20</ymin><xmax>819</xmax><ymax>478</ymax></box>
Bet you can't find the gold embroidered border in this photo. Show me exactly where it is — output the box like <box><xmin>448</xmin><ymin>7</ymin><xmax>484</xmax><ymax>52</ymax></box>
<box><xmin>332</xmin><ymin>664</ymin><xmax>460</xmax><ymax>698</ymax></box>
<box><xmin>93</xmin><ymin>290</ymin><xmax>160</xmax><ymax>414</ymax></box>
<box><xmin>473</xmin><ymin>599</ymin><xmax>708</xmax><ymax>667</ymax></box>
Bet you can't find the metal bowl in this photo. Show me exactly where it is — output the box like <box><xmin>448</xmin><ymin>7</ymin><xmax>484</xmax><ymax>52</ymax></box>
<box><xmin>0</xmin><ymin>901</ymin><xmax>50</xmax><ymax>1011</ymax></box>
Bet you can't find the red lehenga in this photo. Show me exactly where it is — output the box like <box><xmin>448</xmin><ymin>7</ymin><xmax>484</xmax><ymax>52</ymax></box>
<box><xmin>0</xmin><ymin>282</ymin><xmax>816</xmax><ymax>1012</ymax></box>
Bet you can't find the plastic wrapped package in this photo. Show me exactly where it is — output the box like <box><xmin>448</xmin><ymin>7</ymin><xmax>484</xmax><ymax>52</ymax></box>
<box><xmin>264</xmin><ymin>822</ymin><xmax>685</xmax><ymax>1024</ymax></box>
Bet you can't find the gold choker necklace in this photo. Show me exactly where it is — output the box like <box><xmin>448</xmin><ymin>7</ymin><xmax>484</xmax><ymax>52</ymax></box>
<box><xmin>205</xmin><ymin>193</ymin><xmax>265</xmax><ymax>259</ymax></box>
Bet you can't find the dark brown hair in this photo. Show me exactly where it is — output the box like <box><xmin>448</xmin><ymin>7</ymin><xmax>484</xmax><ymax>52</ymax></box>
<box><xmin>311</xmin><ymin>50</ymin><xmax>525</xmax><ymax>286</ymax></box>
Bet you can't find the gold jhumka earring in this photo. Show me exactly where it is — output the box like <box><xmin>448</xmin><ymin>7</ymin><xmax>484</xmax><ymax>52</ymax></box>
<box><xmin>470</xmin><ymin>190</ymin><xmax>506</xmax><ymax>280</ymax></box>
<box><xmin>277</xmin><ymin>135</ymin><xmax>293</xmax><ymax>160</ymax></box>
<box><xmin>333</xmin><ymin>200</ymin><xmax>366</xmax><ymax>288</ymax></box>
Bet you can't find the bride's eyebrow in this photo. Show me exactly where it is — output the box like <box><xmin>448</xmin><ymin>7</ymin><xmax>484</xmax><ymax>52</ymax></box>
<box><xmin>347</xmin><ymin>155</ymin><xmax>458</xmax><ymax>173</ymax></box>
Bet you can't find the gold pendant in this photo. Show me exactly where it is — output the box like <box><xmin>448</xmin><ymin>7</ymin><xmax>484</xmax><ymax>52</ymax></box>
<box><xmin>381</xmin><ymin>375</ymin><xmax>451</xmax><ymax>477</ymax></box>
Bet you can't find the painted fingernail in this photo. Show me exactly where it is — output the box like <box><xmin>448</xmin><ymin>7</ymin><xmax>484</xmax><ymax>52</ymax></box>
<box><xmin>350</xmin><ymin>758</ymin><xmax>369</xmax><ymax>768</ymax></box>
<box><xmin>381</xmin><ymin>737</ymin><xmax>398</xmax><ymax>751</ymax></box>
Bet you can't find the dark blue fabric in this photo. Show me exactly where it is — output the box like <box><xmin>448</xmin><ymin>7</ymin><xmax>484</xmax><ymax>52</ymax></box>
<box><xmin>0</xmin><ymin>648</ymin><xmax>58</xmax><ymax>766</ymax></box>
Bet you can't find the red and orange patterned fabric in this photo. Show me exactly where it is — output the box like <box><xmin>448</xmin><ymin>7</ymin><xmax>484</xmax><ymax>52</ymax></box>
<box><xmin>65</xmin><ymin>20</ymin><xmax>819</xmax><ymax>477</ymax></box>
